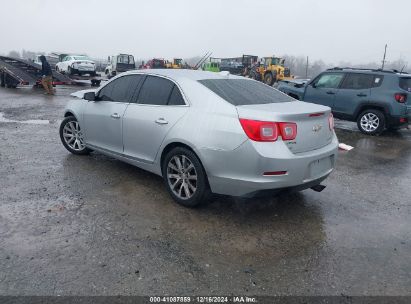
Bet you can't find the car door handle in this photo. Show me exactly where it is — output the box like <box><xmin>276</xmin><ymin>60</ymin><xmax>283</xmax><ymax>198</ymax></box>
<box><xmin>110</xmin><ymin>113</ymin><xmax>121</xmax><ymax>119</ymax></box>
<box><xmin>155</xmin><ymin>118</ymin><xmax>168</xmax><ymax>125</ymax></box>
<box><xmin>357</xmin><ymin>93</ymin><xmax>367</xmax><ymax>97</ymax></box>
<box><xmin>326</xmin><ymin>91</ymin><xmax>335</xmax><ymax>95</ymax></box>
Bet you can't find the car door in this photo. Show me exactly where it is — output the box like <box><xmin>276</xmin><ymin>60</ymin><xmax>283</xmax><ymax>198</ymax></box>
<box><xmin>122</xmin><ymin>75</ymin><xmax>188</xmax><ymax>163</ymax></box>
<box><xmin>303</xmin><ymin>72</ymin><xmax>345</xmax><ymax>108</ymax></box>
<box><xmin>333</xmin><ymin>73</ymin><xmax>374</xmax><ymax>116</ymax></box>
<box><xmin>83</xmin><ymin>75</ymin><xmax>141</xmax><ymax>154</ymax></box>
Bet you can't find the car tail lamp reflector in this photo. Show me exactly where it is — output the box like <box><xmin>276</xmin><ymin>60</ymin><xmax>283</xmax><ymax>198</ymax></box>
<box><xmin>395</xmin><ymin>93</ymin><xmax>407</xmax><ymax>103</ymax></box>
<box><xmin>263</xmin><ymin>171</ymin><xmax>287</xmax><ymax>176</ymax></box>
<box><xmin>239</xmin><ymin>119</ymin><xmax>297</xmax><ymax>142</ymax></box>
<box><xmin>328</xmin><ymin>113</ymin><xmax>334</xmax><ymax>130</ymax></box>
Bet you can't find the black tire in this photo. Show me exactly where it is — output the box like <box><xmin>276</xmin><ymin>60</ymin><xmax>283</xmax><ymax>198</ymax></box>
<box><xmin>162</xmin><ymin>147</ymin><xmax>211</xmax><ymax>207</ymax></box>
<box><xmin>59</xmin><ymin>116</ymin><xmax>91</xmax><ymax>155</ymax></box>
<box><xmin>68</xmin><ymin>66</ymin><xmax>75</xmax><ymax>75</ymax></box>
<box><xmin>264</xmin><ymin>73</ymin><xmax>274</xmax><ymax>86</ymax></box>
<box><xmin>1</xmin><ymin>72</ymin><xmax>5</xmax><ymax>87</ymax></box>
<box><xmin>357</xmin><ymin>109</ymin><xmax>385</xmax><ymax>135</ymax></box>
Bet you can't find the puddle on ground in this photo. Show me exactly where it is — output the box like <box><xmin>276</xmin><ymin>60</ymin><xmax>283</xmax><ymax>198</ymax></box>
<box><xmin>0</xmin><ymin>112</ymin><xmax>49</xmax><ymax>125</ymax></box>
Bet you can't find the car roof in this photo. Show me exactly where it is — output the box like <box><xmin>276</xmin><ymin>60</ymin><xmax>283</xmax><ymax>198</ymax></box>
<box><xmin>326</xmin><ymin>67</ymin><xmax>409</xmax><ymax>76</ymax></box>
<box><xmin>123</xmin><ymin>69</ymin><xmax>244</xmax><ymax>81</ymax></box>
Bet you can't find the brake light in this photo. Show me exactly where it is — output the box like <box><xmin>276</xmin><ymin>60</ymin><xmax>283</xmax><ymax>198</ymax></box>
<box><xmin>309</xmin><ymin>112</ymin><xmax>324</xmax><ymax>117</ymax></box>
<box><xmin>395</xmin><ymin>93</ymin><xmax>407</xmax><ymax>103</ymax></box>
<box><xmin>278</xmin><ymin>122</ymin><xmax>297</xmax><ymax>140</ymax></box>
<box><xmin>239</xmin><ymin>119</ymin><xmax>278</xmax><ymax>141</ymax></box>
<box><xmin>239</xmin><ymin>119</ymin><xmax>297</xmax><ymax>142</ymax></box>
<box><xmin>328</xmin><ymin>113</ymin><xmax>334</xmax><ymax>130</ymax></box>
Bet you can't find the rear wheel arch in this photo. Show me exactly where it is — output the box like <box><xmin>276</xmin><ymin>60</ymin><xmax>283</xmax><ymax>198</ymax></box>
<box><xmin>354</xmin><ymin>104</ymin><xmax>389</xmax><ymax>120</ymax></box>
<box><xmin>64</xmin><ymin>111</ymin><xmax>75</xmax><ymax>117</ymax></box>
<box><xmin>160</xmin><ymin>142</ymin><xmax>207</xmax><ymax>176</ymax></box>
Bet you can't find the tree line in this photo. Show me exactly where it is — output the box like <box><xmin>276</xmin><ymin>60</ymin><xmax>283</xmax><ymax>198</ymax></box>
<box><xmin>4</xmin><ymin>49</ymin><xmax>410</xmax><ymax>79</ymax></box>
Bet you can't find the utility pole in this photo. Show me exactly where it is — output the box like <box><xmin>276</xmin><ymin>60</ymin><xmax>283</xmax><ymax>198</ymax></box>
<box><xmin>305</xmin><ymin>56</ymin><xmax>309</xmax><ymax>78</ymax></box>
<box><xmin>381</xmin><ymin>44</ymin><xmax>387</xmax><ymax>69</ymax></box>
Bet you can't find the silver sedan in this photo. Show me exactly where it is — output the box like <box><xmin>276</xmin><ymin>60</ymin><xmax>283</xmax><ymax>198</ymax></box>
<box><xmin>60</xmin><ymin>69</ymin><xmax>339</xmax><ymax>207</ymax></box>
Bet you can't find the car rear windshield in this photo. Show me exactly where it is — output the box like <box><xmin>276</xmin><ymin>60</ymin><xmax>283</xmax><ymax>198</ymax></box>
<box><xmin>399</xmin><ymin>78</ymin><xmax>411</xmax><ymax>92</ymax></box>
<box><xmin>198</xmin><ymin>79</ymin><xmax>293</xmax><ymax>106</ymax></box>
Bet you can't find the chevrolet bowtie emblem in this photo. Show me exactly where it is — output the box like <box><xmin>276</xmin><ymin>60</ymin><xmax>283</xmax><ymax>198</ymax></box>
<box><xmin>312</xmin><ymin>124</ymin><xmax>322</xmax><ymax>132</ymax></box>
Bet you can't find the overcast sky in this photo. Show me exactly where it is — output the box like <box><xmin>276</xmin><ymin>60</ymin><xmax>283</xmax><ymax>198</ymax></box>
<box><xmin>1</xmin><ymin>0</ymin><xmax>410</xmax><ymax>65</ymax></box>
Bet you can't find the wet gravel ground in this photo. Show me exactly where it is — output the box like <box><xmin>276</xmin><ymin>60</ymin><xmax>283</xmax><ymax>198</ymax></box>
<box><xmin>0</xmin><ymin>86</ymin><xmax>410</xmax><ymax>296</ymax></box>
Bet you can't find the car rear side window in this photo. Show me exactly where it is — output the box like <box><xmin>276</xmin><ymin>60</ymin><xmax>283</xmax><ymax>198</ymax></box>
<box><xmin>168</xmin><ymin>85</ymin><xmax>185</xmax><ymax>105</ymax></box>
<box><xmin>373</xmin><ymin>75</ymin><xmax>384</xmax><ymax>87</ymax></box>
<box><xmin>399</xmin><ymin>78</ymin><xmax>411</xmax><ymax>92</ymax></box>
<box><xmin>340</xmin><ymin>73</ymin><xmax>374</xmax><ymax>90</ymax></box>
<box><xmin>137</xmin><ymin>76</ymin><xmax>174</xmax><ymax>105</ymax></box>
<box><xmin>198</xmin><ymin>79</ymin><xmax>293</xmax><ymax>106</ymax></box>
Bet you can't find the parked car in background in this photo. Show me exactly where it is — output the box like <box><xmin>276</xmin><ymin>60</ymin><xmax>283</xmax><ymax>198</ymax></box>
<box><xmin>105</xmin><ymin>54</ymin><xmax>135</xmax><ymax>78</ymax></box>
<box><xmin>56</xmin><ymin>55</ymin><xmax>97</xmax><ymax>76</ymax></box>
<box><xmin>277</xmin><ymin>68</ymin><xmax>410</xmax><ymax>135</ymax></box>
<box><xmin>60</xmin><ymin>69</ymin><xmax>338</xmax><ymax>207</ymax></box>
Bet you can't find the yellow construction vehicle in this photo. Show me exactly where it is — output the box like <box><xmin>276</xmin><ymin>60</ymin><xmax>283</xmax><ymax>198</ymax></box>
<box><xmin>249</xmin><ymin>56</ymin><xmax>292</xmax><ymax>86</ymax></box>
<box><xmin>166</xmin><ymin>58</ymin><xmax>183</xmax><ymax>69</ymax></box>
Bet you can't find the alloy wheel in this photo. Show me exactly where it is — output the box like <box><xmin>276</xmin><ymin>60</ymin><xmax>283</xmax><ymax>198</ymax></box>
<box><xmin>360</xmin><ymin>113</ymin><xmax>379</xmax><ymax>132</ymax></box>
<box><xmin>167</xmin><ymin>155</ymin><xmax>197</xmax><ymax>200</ymax></box>
<box><xmin>62</xmin><ymin>120</ymin><xmax>86</xmax><ymax>151</ymax></box>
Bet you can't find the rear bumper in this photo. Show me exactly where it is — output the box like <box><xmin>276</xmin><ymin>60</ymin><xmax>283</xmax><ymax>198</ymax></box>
<box><xmin>75</xmin><ymin>65</ymin><xmax>95</xmax><ymax>72</ymax></box>
<box><xmin>201</xmin><ymin>133</ymin><xmax>339</xmax><ymax>197</ymax></box>
<box><xmin>386</xmin><ymin>115</ymin><xmax>409</xmax><ymax>127</ymax></box>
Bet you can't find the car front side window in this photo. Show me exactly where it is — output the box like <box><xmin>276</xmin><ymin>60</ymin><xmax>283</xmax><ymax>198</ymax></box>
<box><xmin>97</xmin><ymin>75</ymin><xmax>143</xmax><ymax>102</ymax></box>
<box><xmin>315</xmin><ymin>73</ymin><xmax>344</xmax><ymax>89</ymax></box>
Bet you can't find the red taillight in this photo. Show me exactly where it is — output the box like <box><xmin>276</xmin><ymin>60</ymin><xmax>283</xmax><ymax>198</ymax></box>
<box><xmin>278</xmin><ymin>122</ymin><xmax>297</xmax><ymax>140</ymax></box>
<box><xmin>328</xmin><ymin>113</ymin><xmax>334</xmax><ymax>130</ymax></box>
<box><xmin>239</xmin><ymin>119</ymin><xmax>297</xmax><ymax>142</ymax></box>
<box><xmin>395</xmin><ymin>93</ymin><xmax>407</xmax><ymax>103</ymax></box>
<box><xmin>239</xmin><ymin>119</ymin><xmax>278</xmax><ymax>141</ymax></box>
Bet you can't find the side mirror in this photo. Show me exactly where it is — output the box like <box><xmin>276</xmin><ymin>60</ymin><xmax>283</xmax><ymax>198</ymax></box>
<box><xmin>311</xmin><ymin>82</ymin><xmax>317</xmax><ymax>88</ymax></box>
<box><xmin>84</xmin><ymin>92</ymin><xmax>96</xmax><ymax>101</ymax></box>
<box><xmin>107</xmin><ymin>56</ymin><xmax>110</xmax><ymax>62</ymax></box>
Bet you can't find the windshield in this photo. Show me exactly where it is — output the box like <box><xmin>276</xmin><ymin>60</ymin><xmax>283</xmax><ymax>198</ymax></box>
<box><xmin>399</xmin><ymin>77</ymin><xmax>411</xmax><ymax>92</ymax></box>
<box><xmin>118</xmin><ymin>55</ymin><xmax>135</xmax><ymax>64</ymax></box>
<box><xmin>269</xmin><ymin>58</ymin><xmax>284</xmax><ymax>66</ymax></box>
<box><xmin>73</xmin><ymin>56</ymin><xmax>91</xmax><ymax>60</ymax></box>
<box><xmin>198</xmin><ymin>79</ymin><xmax>293</xmax><ymax>106</ymax></box>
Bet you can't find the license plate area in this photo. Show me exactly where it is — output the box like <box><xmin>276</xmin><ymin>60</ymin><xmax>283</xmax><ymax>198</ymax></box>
<box><xmin>308</xmin><ymin>156</ymin><xmax>333</xmax><ymax>179</ymax></box>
